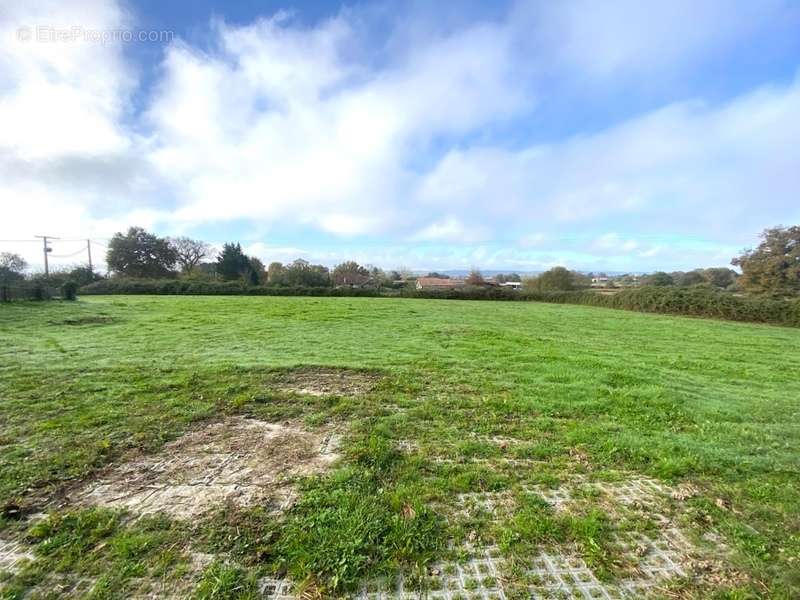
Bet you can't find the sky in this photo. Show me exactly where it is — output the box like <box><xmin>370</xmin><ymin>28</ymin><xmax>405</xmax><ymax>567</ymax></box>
<box><xmin>1</xmin><ymin>0</ymin><xmax>800</xmax><ymax>274</ymax></box>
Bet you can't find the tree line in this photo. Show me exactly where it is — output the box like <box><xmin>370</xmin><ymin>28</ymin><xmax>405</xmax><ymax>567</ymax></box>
<box><xmin>2</xmin><ymin>224</ymin><xmax>798</xmax><ymax>297</ymax></box>
<box><xmin>103</xmin><ymin>227</ymin><xmax>402</xmax><ymax>288</ymax></box>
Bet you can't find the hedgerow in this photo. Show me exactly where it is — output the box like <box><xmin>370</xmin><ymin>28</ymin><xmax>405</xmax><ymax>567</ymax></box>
<box><xmin>79</xmin><ymin>279</ymin><xmax>800</xmax><ymax>327</ymax></box>
<box><xmin>80</xmin><ymin>278</ymin><xmax>381</xmax><ymax>297</ymax></box>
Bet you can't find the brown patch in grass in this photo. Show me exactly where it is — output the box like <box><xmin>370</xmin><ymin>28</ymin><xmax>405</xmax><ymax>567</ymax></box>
<box><xmin>72</xmin><ymin>417</ymin><xmax>341</xmax><ymax>520</ymax></box>
<box><xmin>53</xmin><ymin>315</ymin><xmax>114</xmax><ymax>326</ymax></box>
<box><xmin>273</xmin><ymin>368</ymin><xmax>380</xmax><ymax>397</ymax></box>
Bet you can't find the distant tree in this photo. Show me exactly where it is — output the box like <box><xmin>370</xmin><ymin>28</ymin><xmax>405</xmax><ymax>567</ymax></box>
<box><xmin>0</xmin><ymin>252</ymin><xmax>26</xmax><ymax>283</ymax></box>
<box><xmin>194</xmin><ymin>262</ymin><xmax>218</xmax><ymax>279</ymax></box>
<box><xmin>572</xmin><ymin>272</ymin><xmax>592</xmax><ymax>288</ymax></box>
<box><xmin>247</xmin><ymin>257</ymin><xmax>266</xmax><ymax>285</ymax></box>
<box><xmin>678</xmin><ymin>271</ymin><xmax>706</xmax><ymax>286</ymax></box>
<box><xmin>64</xmin><ymin>266</ymin><xmax>102</xmax><ymax>287</ymax></box>
<box><xmin>333</xmin><ymin>261</ymin><xmax>370</xmax><ymax>286</ymax></box>
<box><xmin>465</xmin><ymin>269</ymin><xmax>485</xmax><ymax>286</ymax></box>
<box><xmin>106</xmin><ymin>227</ymin><xmax>177</xmax><ymax>278</ymax></box>
<box><xmin>732</xmin><ymin>225</ymin><xmax>800</xmax><ymax>295</ymax></box>
<box><xmin>425</xmin><ymin>272</ymin><xmax>450</xmax><ymax>279</ymax></box>
<box><xmin>170</xmin><ymin>237</ymin><xmax>212</xmax><ymax>273</ymax></box>
<box><xmin>387</xmin><ymin>270</ymin><xmax>402</xmax><ymax>282</ymax></box>
<box><xmin>369</xmin><ymin>266</ymin><xmax>391</xmax><ymax>287</ymax></box>
<box><xmin>643</xmin><ymin>271</ymin><xmax>674</xmax><ymax>287</ymax></box>
<box><xmin>703</xmin><ymin>267</ymin><xmax>737</xmax><ymax>289</ymax></box>
<box><xmin>267</xmin><ymin>262</ymin><xmax>286</xmax><ymax>285</ymax></box>
<box><xmin>495</xmin><ymin>273</ymin><xmax>522</xmax><ymax>283</ymax></box>
<box><xmin>525</xmin><ymin>266</ymin><xmax>577</xmax><ymax>291</ymax></box>
<box><xmin>216</xmin><ymin>243</ymin><xmax>251</xmax><ymax>281</ymax></box>
<box><xmin>284</xmin><ymin>259</ymin><xmax>330</xmax><ymax>287</ymax></box>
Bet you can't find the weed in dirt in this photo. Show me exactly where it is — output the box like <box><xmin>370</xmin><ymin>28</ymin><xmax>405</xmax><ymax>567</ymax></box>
<box><xmin>274</xmin><ymin>435</ymin><xmax>445</xmax><ymax>595</ymax></box>
<box><xmin>194</xmin><ymin>561</ymin><xmax>259</xmax><ymax>600</ymax></box>
<box><xmin>0</xmin><ymin>509</ymin><xmax>195</xmax><ymax>599</ymax></box>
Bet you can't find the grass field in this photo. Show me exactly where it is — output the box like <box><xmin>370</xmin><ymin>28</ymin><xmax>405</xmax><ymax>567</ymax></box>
<box><xmin>1</xmin><ymin>295</ymin><xmax>799</xmax><ymax>599</ymax></box>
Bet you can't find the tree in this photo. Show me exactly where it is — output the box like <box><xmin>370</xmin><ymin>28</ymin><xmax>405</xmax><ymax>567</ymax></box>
<box><xmin>267</xmin><ymin>262</ymin><xmax>286</xmax><ymax>285</ymax></box>
<box><xmin>643</xmin><ymin>271</ymin><xmax>674</xmax><ymax>287</ymax></box>
<box><xmin>283</xmin><ymin>259</ymin><xmax>330</xmax><ymax>287</ymax></box>
<box><xmin>495</xmin><ymin>273</ymin><xmax>521</xmax><ymax>283</ymax></box>
<box><xmin>0</xmin><ymin>252</ymin><xmax>26</xmax><ymax>283</ymax></box>
<box><xmin>732</xmin><ymin>225</ymin><xmax>800</xmax><ymax>296</ymax></box>
<box><xmin>425</xmin><ymin>272</ymin><xmax>450</xmax><ymax>279</ymax></box>
<box><xmin>170</xmin><ymin>237</ymin><xmax>211</xmax><ymax>273</ymax></box>
<box><xmin>677</xmin><ymin>271</ymin><xmax>706</xmax><ymax>286</ymax></box>
<box><xmin>465</xmin><ymin>269</ymin><xmax>485</xmax><ymax>286</ymax></box>
<box><xmin>106</xmin><ymin>227</ymin><xmax>177</xmax><ymax>278</ymax></box>
<box><xmin>703</xmin><ymin>268</ymin><xmax>737</xmax><ymax>289</ymax></box>
<box><xmin>333</xmin><ymin>261</ymin><xmax>369</xmax><ymax>286</ymax></box>
<box><xmin>64</xmin><ymin>266</ymin><xmax>102</xmax><ymax>287</ymax></box>
<box><xmin>216</xmin><ymin>243</ymin><xmax>251</xmax><ymax>281</ymax></box>
<box><xmin>247</xmin><ymin>257</ymin><xmax>265</xmax><ymax>285</ymax></box>
<box><xmin>525</xmin><ymin>266</ymin><xmax>577</xmax><ymax>291</ymax></box>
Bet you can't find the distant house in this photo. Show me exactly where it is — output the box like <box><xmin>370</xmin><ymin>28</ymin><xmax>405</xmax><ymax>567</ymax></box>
<box><xmin>499</xmin><ymin>281</ymin><xmax>522</xmax><ymax>290</ymax></box>
<box><xmin>415</xmin><ymin>277</ymin><xmax>464</xmax><ymax>291</ymax></box>
<box><xmin>591</xmin><ymin>276</ymin><xmax>609</xmax><ymax>287</ymax></box>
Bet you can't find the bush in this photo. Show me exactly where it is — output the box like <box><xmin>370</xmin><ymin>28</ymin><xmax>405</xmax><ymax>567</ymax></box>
<box><xmin>61</xmin><ymin>281</ymin><xmax>78</xmax><ymax>301</ymax></box>
<box><xmin>518</xmin><ymin>287</ymin><xmax>800</xmax><ymax>328</ymax></box>
<box><xmin>80</xmin><ymin>278</ymin><xmax>382</xmax><ymax>298</ymax></box>
<box><xmin>31</xmin><ymin>283</ymin><xmax>45</xmax><ymax>301</ymax></box>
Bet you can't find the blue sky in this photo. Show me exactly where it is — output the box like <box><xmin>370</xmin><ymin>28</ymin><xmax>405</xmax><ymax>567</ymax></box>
<box><xmin>2</xmin><ymin>0</ymin><xmax>800</xmax><ymax>273</ymax></box>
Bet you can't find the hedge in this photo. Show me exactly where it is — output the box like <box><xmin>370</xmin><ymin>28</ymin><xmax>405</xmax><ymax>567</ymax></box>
<box><xmin>79</xmin><ymin>279</ymin><xmax>800</xmax><ymax>328</ymax></box>
<box><xmin>516</xmin><ymin>287</ymin><xmax>800</xmax><ymax>328</ymax></box>
<box><xmin>80</xmin><ymin>278</ymin><xmax>383</xmax><ymax>297</ymax></box>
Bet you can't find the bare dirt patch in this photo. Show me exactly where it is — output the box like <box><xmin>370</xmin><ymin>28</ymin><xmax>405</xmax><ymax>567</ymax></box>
<box><xmin>273</xmin><ymin>368</ymin><xmax>380</xmax><ymax>397</ymax></box>
<box><xmin>72</xmin><ymin>417</ymin><xmax>341</xmax><ymax>520</ymax></box>
<box><xmin>0</xmin><ymin>535</ymin><xmax>33</xmax><ymax>575</ymax></box>
<box><xmin>52</xmin><ymin>315</ymin><xmax>115</xmax><ymax>326</ymax></box>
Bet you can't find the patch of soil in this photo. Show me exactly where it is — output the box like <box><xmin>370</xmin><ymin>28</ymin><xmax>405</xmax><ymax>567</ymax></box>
<box><xmin>0</xmin><ymin>535</ymin><xmax>34</xmax><ymax>575</ymax></box>
<box><xmin>273</xmin><ymin>368</ymin><xmax>380</xmax><ymax>397</ymax></box>
<box><xmin>72</xmin><ymin>417</ymin><xmax>341</xmax><ymax>520</ymax></box>
<box><xmin>53</xmin><ymin>315</ymin><xmax>114</xmax><ymax>326</ymax></box>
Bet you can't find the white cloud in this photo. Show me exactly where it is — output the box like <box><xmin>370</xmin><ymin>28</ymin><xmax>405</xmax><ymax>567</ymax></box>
<box><xmin>0</xmin><ymin>0</ymin><xmax>134</xmax><ymax>160</ymax></box>
<box><xmin>410</xmin><ymin>217</ymin><xmax>489</xmax><ymax>243</ymax></box>
<box><xmin>415</xmin><ymin>75</ymin><xmax>800</xmax><ymax>244</ymax></box>
<box><xmin>145</xmin><ymin>12</ymin><xmax>525</xmax><ymax>236</ymax></box>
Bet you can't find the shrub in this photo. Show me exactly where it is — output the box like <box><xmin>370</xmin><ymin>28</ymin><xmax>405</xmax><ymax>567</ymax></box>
<box><xmin>79</xmin><ymin>278</ymin><xmax>382</xmax><ymax>298</ymax></box>
<box><xmin>31</xmin><ymin>283</ymin><xmax>45</xmax><ymax>301</ymax></box>
<box><xmin>61</xmin><ymin>281</ymin><xmax>78</xmax><ymax>301</ymax></box>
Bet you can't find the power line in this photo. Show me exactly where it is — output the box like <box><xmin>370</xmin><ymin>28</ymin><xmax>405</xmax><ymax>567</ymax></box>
<box><xmin>50</xmin><ymin>247</ymin><xmax>90</xmax><ymax>258</ymax></box>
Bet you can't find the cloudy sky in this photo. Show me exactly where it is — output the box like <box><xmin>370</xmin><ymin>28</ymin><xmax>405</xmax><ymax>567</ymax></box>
<box><xmin>2</xmin><ymin>0</ymin><xmax>799</xmax><ymax>273</ymax></box>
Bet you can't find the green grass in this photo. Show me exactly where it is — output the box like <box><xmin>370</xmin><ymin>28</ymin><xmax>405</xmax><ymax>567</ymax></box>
<box><xmin>1</xmin><ymin>295</ymin><xmax>799</xmax><ymax>598</ymax></box>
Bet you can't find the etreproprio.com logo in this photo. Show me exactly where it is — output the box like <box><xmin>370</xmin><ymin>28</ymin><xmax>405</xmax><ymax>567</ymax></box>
<box><xmin>17</xmin><ymin>25</ymin><xmax>174</xmax><ymax>44</ymax></box>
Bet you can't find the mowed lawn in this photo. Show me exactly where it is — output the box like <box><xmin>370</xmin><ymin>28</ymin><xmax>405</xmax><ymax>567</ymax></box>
<box><xmin>1</xmin><ymin>295</ymin><xmax>799</xmax><ymax>598</ymax></box>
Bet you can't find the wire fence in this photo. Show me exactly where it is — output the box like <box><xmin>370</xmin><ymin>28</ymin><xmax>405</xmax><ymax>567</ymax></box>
<box><xmin>0</xmin><ymin>284</ymin><xmax>65</xmax><ymax>302</ymax></box>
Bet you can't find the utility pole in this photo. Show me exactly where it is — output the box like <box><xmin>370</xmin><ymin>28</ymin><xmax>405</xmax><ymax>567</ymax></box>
<box><xmin>35</xmin><ymin>235</ymin><xmax>59</xmax><ymax>278</ymax></box>
<box><xmin>87</xmin><ymin>239</ymin><xmax>93</xmax><ymax>272</ymax></box>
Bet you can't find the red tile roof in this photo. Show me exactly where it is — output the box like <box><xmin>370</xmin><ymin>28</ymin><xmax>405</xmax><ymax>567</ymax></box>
<box><xmin>416</xmin><ymin>277</ymin><xmax>463</xmax><ymax>288</ymax></box>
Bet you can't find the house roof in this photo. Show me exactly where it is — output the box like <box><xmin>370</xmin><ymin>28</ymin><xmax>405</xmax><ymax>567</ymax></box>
<box><xmin>416</xmin><ymin>277</ymin><xmax>463</xmax><ymax>287</ymax></box>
